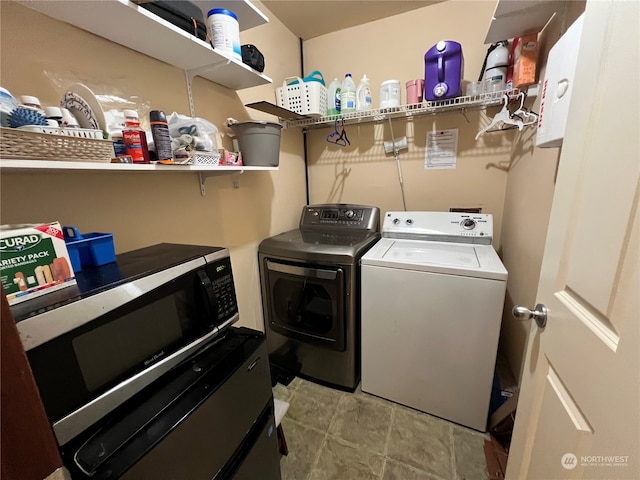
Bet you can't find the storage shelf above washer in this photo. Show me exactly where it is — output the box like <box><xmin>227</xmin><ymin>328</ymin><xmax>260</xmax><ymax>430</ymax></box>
<box><xmin>256</xmin><ymin>89</ymin><xmax>522</xmax><ymax>130</ymax></box>
<box><xmin>17</xmin><ymin>0</ymin><xmax>272</xmax><ymax>90</ymax></box>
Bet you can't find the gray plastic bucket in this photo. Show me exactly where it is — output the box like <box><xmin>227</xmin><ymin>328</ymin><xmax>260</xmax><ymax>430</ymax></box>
<box><xmin>230</xmin><ymin>120</ymin><xmax>282</xmax><ymax>167</ymax></box>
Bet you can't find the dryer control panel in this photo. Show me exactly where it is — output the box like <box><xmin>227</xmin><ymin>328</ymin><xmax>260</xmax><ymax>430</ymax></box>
<box><xmin>382</xmin><ymin>212</ymin><xmax>493</xmax><ymax>244</ymax></box>
<box><xmin>301</xmin><ymin>204</ymin><xmax>379</xmax><ymax>231</ymax></box>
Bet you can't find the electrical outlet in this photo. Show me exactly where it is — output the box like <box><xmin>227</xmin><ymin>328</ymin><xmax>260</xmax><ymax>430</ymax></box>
<box><xmin>384</xmin><ymin>136</ymin><xmax>408</xmax><ymax>154</ymax></box>
<box><xmin>232</xmin><ymin>180</ymin><xmax>240</xmax><ymax>189</ymax></box>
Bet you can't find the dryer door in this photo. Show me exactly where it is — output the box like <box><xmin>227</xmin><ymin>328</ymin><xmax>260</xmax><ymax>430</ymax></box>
<box><xmin>263</xmin><ymin>260</ymin><xmax>346</xmax><ymax>351</ymax></box>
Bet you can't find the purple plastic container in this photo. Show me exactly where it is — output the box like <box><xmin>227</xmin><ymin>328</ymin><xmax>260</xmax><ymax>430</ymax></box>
<box><xmin>424</xmin><ymin>40</ymin><xmax>464</xmax><ymax>101</ymax></box>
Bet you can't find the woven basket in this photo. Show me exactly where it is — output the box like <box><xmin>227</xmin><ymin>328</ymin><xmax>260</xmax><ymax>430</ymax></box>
<box><xmin>0</xmin><ymin>127</ymin><xmax>113</xmax><ymax>162</ymax></box>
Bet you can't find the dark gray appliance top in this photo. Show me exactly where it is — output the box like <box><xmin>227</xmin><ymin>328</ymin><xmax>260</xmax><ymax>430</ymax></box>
<box><xmin>259</xmin><ymin>204</ymin><xmax>380</xmax><ymax>264</ymax></box>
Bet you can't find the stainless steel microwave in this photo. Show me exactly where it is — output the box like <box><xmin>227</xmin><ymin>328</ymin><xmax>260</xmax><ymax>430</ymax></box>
<box><xmin>12</xmin><ymin>243</ymin><xmax>239</xmax><ymax>447</ymax></box>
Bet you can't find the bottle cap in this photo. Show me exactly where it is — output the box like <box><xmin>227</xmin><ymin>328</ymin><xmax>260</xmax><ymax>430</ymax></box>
<box><xmin>149</xmin><ymin>110</ymin><xmax>167</xmax><ymax>123</ymax></box>
<box><xmin>20</xmin><ymin>95</ymin><xmax>41</xmax><ymax>107</ymax></box>
<box><xmin>207</xmin><ymin>8</ymin><xmax>238</xmax><ymax>20</ymax></box>
<box><xmin>44</xmin><ymin>106</ymin><xmax>63</xmax><ymax>118</ymax></box>
<box><xmin>123</xmin><ymin>109</ymin><xmax>139</xmax><ymax>119</ymax></box>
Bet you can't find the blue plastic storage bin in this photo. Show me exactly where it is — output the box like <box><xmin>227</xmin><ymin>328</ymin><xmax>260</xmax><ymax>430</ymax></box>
<box><xmin>63</xmin><ymin>226</ymin><xmax>115</xmax><ymax>272</ymax></box>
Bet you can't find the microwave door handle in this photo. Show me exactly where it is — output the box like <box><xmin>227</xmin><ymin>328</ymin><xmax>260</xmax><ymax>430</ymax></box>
<box><xmin>197</xmin><ymin>270</ymin><xmax>217</xmax><ymax>321</ymax></box>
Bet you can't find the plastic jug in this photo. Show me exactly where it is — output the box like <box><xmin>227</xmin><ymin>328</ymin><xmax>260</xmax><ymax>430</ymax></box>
<box><xmin>327</xmin><ymin>78</ymin><xmax>341</xmax><ymax>116</ymax></box>
<box><xmin>406</xmin><ymin>79</ymin><xmax>424</xmax><ymax>104</ymax></box>
<box><xmin>340</xmin><ymin>74</ymin><xmax>357</xmax><ymax>113</ymax></box>
<box><xmin>356</xmin><ymin>74</ymin><xmax>372</xmax><ymax>111</ymax></box>
<box><xmin>379</xmin><ymin>80</ymin><xmax>401</xmax><ymax>109</ymax></box>
<box><xmin>424</xmin><ymin>40</ymin><xmax>464</xmax><ymax>101</ymax></box>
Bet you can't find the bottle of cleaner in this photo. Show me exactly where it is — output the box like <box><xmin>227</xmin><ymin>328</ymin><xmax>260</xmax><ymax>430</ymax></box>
<box><xmin>356</xmin><ymin>74</ymin><xmax>372</xmax><ymax>111</ymax></box>
<box><xmin>327</xmin><ymin>78</ymin><xmax>341</xmax><ymax>117</ymax></box>
<box><xmin>340</xmin><ymin>73</ymin><xmax>357</xmax><ymax>113</ymax></box>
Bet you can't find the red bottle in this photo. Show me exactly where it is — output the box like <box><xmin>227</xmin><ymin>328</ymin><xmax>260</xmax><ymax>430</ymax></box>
<box><xmin>122</xmin><ymin>110</ymin><xmax>150</xmax><ymax>163</ymax></box>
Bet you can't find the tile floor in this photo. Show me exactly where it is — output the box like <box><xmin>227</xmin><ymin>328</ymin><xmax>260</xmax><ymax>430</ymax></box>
<box><xmin>273</xmin><ymin>378</ymin><xmax>490</xmax><ymax>480</ymax></box>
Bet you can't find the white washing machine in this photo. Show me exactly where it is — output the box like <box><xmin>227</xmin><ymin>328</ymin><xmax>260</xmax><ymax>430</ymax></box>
<box><xmin>360</xmin><ymin>211</ymin><xmax>507</xmax><ymax>431</ymax></box>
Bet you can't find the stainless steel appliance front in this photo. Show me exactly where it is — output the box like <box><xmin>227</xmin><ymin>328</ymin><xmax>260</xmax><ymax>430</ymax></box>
<box><xmin>13</xmin><ymin>243</ymin><xmax>239</xmax><ymax>446</ymax></box>
<box><xmin>259</xmin><ymin>204</ymin><xmax>379</xmax><ymax>390</ymax></box>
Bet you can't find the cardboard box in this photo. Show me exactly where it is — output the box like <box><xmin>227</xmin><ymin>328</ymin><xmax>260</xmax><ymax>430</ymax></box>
<box><xmin>513</xmin><ymin>34</ymin><xmax>538</xmax><ymax>88</ymax></box>
<box><xmin>1</xmin><ymin>222</ymin><xmax>77</xmax><ymax>305</ymax></box>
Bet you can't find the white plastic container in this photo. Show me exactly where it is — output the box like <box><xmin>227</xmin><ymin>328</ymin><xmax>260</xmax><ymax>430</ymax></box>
<box><xmin>536</xmin><ymin>14</ymin><xmax>584</xmax><ymax>148</ymax></box>
<box><xmin>380</xmin><ymin>80</ymin><xmax>401</xmax><ymax>109</ymax></box>
<box><xmin>356</xmin><ymin>74</ymin><xmax>372</xmax><ymax>111</ymax></box>
<box><xmin>207</xmin><ymin>9</ymin><xmax>241</xmax><ymax>60</ymax></box>
<box><xmin>340</xmin><ymin>73</ymin><xmax>357</xmax><ymax>113</ymax></box>
<box><xmin>327</xmin><ymin>78</ymin><xmax>341</xmax><ymax>116</ymax></box>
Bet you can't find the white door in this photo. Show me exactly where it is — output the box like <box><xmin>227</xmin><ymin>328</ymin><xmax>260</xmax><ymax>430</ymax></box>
<box><xmin>506</xmin><ymin>1</ymin><xmax>640</xmax><ymax>479</ymax></box>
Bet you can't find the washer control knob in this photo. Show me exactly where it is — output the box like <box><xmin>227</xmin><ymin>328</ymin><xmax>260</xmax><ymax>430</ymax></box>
<box><xmin>461</xmin><ymin>218</ymin><xmax>476</xmax><ymax>230</ymax></box>
<box><xmin>406</xmin><ymin>218</ymin><xmax>413</xmax><ymax>225</ymax></box>
<box><xmin>345</xmin><ymin>209</ymin><xmax>356</xmax><ymax>219</ymax></box>
<box><xmin>392</xmin><ymin>218</ymin><xmax>400</xmax><ymax>225</ymax></box>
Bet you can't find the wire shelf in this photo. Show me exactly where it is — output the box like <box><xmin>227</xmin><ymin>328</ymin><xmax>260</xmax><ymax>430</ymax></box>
<box><xmin>282</xmin><ymin>88</ymin><xmax>521</xmax><ymax>129</ymax></box>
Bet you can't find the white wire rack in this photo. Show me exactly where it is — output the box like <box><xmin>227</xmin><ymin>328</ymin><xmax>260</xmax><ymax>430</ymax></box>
<box><xmin>281</xmin><ymin>88</ymin><xmax>521</xmax><ymax>129</ymax></box>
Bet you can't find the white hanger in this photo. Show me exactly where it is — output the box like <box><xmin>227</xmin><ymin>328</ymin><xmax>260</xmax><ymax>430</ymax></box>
<box><xmin>510</xmin><ymin>92</ymin><xmax>538</xmax><ymax>126</ymax></box>
<box><xmin>475</xmin><ymin>95</ymin><xmax>524</xmax><ymax>140</ymax></box>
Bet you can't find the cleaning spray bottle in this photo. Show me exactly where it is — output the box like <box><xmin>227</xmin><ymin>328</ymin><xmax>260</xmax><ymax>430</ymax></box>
<box><xmin>356</xmin><ymin>74</ymin><xmax>372</xmax><ymax>111</ymax></box>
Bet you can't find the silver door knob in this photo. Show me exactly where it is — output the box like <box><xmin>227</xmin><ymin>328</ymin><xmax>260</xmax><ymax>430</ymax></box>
<box><xmin>512</xmin><ymin>303</ymin><xmax>548</xmax><ymax>328</ymax></box>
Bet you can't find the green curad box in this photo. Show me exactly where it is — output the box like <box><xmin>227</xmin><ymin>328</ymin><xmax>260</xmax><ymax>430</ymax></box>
<box><xmin>0</xmin><ymin>222</ymin><xmax>77</xmax><ymax>306</ymax></box>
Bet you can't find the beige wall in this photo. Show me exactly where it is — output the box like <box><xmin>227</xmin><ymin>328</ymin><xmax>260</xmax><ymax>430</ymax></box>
<box><xmin>302</xmin><ymin>0</ymin><xmax>587</xmax><ymax>385</ymax></box>
<box><xmin>0</xmin><ymin>0</ymin><xmax>306</xmax><ymax>330</ymax></box>
<box><xmin>1</xmin><ymin>0</ymin><xmax>589</xmax><ymax>387</ymax></box>
<box><xmin>498</xmin><ymin>1</ymin><xmax>586</xmax><ymax>384</ymax></box>
<box><xmin>302</xmin><ymin>0</ymin><xmax>517</xmax><ymax>247</ymax></box>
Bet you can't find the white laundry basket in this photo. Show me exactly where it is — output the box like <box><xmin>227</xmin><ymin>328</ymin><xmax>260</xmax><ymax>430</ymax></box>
<box><xmin>275</xmin><ymin>74</ymin><xmax>327</xmax><ymax>117</ymax></box>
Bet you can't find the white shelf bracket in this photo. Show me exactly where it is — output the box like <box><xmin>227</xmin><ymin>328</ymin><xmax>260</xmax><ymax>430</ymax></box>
<box><xmin>184</xmin><ymin>59</ymin><xmax>231</xmax><ymax>116</ymax></box>
<box><xmin>198</xmin><ymin>169</ymin><xmax>244</xmax><ymax>196</ymax></box>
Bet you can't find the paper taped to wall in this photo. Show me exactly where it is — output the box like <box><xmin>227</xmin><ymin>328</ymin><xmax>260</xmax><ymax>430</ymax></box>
<box><xmin>425</xmin><ymin>129</ymin><xmax>458</xmax><ymax>170</ymax></box>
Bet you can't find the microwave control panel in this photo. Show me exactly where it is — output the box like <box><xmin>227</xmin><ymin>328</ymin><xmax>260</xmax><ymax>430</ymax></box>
<box><xmin>208</xmin><ymin>257</ymin><xmax>238</xmax><ymax>322</ymax></box>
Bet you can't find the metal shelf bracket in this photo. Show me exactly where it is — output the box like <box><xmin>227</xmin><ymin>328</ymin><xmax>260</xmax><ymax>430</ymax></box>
<box><xmin>198</xmin><ymin>170</ymin><xmax>244</xmax><ymax>196</ymax></box>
